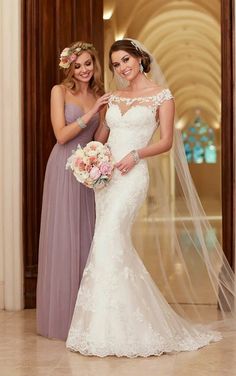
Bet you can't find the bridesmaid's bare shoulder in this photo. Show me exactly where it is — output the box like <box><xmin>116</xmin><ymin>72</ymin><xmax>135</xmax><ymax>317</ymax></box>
<box><xmin>50</xmin><ymin>85</ymin><xmax>67</xmax><ymax>111</ymax></box>
<box><xmin>51</xmin><ymin>84</ymin><xmax>67</xmax><ymax>96</ymax></box>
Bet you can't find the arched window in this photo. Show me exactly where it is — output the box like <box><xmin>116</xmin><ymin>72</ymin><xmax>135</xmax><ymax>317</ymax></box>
<box><xmin>182</xmin><ymin>114</ymin><xmax>217</xmax><ymax>164</ymax></box>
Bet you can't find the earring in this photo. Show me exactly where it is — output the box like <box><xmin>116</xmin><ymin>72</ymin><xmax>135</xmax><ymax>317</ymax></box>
<box><xmin>139</xmin><ymin>62</ymin><xmax>144</xmax><ymax>73</ymax></box>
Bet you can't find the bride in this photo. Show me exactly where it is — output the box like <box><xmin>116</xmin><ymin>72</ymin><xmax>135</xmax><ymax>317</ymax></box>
<box><xmin>66</xmin><ymin>39</ymin><xmax>235</xmax><ymax>357</ymax></box>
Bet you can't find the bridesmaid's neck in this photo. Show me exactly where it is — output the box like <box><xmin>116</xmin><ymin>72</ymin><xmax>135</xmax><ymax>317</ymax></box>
<box><xmin>78</xmin><ymin>81</ymin><xmax>91</xmax><ymax>95</ymax></box>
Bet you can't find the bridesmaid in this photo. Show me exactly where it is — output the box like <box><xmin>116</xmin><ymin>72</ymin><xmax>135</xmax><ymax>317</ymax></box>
<box><xmin>37</xmin><ymin>41</ymin><xmax>110</xmax><ymax>340</ymax></box>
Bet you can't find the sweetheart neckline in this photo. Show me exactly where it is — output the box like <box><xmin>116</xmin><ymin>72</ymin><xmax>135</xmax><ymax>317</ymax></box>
<box><xmin>64</xmin><ymin>103</ymin><xmax>99</xmax><ymax>118</ymax></box>
<box><xmin>65</xmin><ymin>102</ymin><xmax>84</xmax><ymax>112</ymax></box>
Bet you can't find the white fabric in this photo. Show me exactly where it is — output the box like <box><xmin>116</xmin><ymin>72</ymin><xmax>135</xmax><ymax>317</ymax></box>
<box><xmin>113</xmin><ymin>39</ymin><xmax>236</xmax><ymax>330</ymax></box>
<box><xmin>66</xmin><ymin>89</ymin><xmax>222</xmax><ymax>358</ymax></box>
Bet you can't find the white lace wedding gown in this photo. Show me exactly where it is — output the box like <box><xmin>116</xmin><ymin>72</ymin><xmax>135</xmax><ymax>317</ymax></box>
<box><xmin>66</xmin><ymin>89</ymin><xmax>221</xmax><ymax>357</ymax></box>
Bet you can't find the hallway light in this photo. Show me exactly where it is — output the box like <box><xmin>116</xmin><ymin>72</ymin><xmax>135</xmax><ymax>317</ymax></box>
<box><xmin>103</xmin><ymin>10</ymin><xmax>113</xmax><ymax>20</ymax></box>
<box><xmin>175</xmin><ymin>119</ymin><xmax>186</xmax><ymax>129</ymax></box>
<box><xmin>115</xmin><ymin>33</ymin><xmax>125</xmax><ymax>41</ymax></box>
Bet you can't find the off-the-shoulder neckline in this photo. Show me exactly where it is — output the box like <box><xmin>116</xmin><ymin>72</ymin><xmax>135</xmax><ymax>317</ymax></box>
<box><xmin>110</xmin><ymin>88</ymin><xmax>171</xmax><ymax>101</ymax></box>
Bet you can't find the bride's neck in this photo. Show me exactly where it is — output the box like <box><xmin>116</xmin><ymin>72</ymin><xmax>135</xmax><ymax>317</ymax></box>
<box><xmin>128</xmin><ymin>74</ymin><xmax>151</xmax><ymax>92</ymax></box>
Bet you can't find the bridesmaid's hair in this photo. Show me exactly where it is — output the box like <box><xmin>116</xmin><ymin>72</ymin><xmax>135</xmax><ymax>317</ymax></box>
<box><xmin>109</xmin><ymin>39</ymin><xmax>151</xmax><ymax>74</ymax></box>
<box><xmin>61</xmin><ymin>41</ymin><xmax>104</xmax><ymax>96</ymax></box>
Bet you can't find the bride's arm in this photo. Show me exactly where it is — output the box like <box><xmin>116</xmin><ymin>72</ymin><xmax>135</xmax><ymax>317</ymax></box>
<box><xmin>138</xmin><ymin>98</ymin><xmax>175</xmax><ymax>158</ymax></box>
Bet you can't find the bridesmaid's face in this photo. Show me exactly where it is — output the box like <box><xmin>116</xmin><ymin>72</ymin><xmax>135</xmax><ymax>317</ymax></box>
<box><xmin>73</xmin><ymin>51</ymin><xmax>94</xmax><ymax>83</ymax></box>
<box><xmin>111</xmin><ymin>50</ymin><xmax>141</xmax><ymax>81</ymax></box>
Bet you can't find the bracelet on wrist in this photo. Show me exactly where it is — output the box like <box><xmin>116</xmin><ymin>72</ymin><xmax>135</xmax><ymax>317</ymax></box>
<box><xmin>130</xmin><ymin>149</ymin><xmax>140</xmax><ymax>164</ymax></box>
<box><xmin>76</xmin><ymin>117</ymin><xmax>87</xmax><ymax>129</ymax></box>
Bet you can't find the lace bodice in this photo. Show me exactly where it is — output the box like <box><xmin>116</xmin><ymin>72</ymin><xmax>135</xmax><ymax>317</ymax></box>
<box><xmin>105</xmin><ymin>88</ymin><xmax>174</xmax><ymax>161</ymax></box>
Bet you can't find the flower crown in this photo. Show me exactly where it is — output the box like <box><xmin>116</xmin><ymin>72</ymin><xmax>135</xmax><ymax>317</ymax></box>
<box><xmin>59</xmin><ymin>42</ymin><xmax>95</xmax><ymax>69</ymax></box>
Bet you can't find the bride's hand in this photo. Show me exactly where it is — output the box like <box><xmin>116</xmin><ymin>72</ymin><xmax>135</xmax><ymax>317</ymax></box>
<box><xmin>115</xmin><ymin>153</ymin><xmax>136</xmax><ymax>175</ymax></box>
<box><xmin>91</xmin><ymin>93</ymin><xmax>111</xmax><ymax>115</ymax></box>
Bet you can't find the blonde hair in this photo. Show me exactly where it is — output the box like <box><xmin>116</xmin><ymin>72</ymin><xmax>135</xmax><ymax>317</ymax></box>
<box><xmin>61</xmin><ymin>41</ymin><xmax>104</xmax><ymax>96</ymax></box>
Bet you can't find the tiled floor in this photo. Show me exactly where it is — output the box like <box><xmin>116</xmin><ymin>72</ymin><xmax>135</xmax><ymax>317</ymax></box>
<box><xmin>0</xmin><ymin>309</ymin><xmax>236</xmax><ymax>376</ymax></box>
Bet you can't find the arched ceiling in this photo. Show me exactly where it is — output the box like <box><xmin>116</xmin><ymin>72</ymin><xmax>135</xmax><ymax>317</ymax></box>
<box><xmin>104</xmin><ymin>0</ymin><xmax>221</xmax><ymax>129</ymax></box>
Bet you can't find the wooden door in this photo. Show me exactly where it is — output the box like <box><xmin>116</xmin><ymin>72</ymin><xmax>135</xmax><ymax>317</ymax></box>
<box><xmin>22</xmin><ymin>0</ymin><xmax>104</xmax><ymax>308</ymax></box>
<box><xmin>221</xmin><ymin>0</ymin><xmax>235</xmax><ymax>269</ymax></box>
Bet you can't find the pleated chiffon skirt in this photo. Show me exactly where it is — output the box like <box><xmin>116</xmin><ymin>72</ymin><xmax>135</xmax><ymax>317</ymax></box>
<box><xmin>37</xmin><ymin>139</ymin><xmax>96</xmax><ymax>341</ymax></box>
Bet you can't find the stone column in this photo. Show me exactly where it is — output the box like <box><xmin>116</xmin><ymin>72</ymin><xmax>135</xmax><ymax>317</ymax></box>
<box><xmin>0</xmin><ymin>0</ymin><xmax>23</xmax><ymax>310</ymax></box>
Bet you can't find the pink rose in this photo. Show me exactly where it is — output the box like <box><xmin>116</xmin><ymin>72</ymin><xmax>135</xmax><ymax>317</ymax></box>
<box><xmin>85</xmin><ymin>164</ymin><xmax>92</xmax><ymax>172</ymax></box>
<box><xmin>75</xmin><ymin>158</ymin><xmax>85</xmax><ymax>170</ymax></box>
<box><xmin>89</xmin><ymin>166</ymin><xmax>101</xmax><ymax>180</ymax></box>
<box><xmin>69</xmin><ymin>53</ymin><xmax>77</xmax><ymax>62</ymax></box>
<box><xmin>89</xmin><ymin>156</ymin><xmax>98</xmax><ymax>164</ymax></box>
<box><xmin>61</xmin><ymin>57</ymin><xmax>69</xmax><ymax>63</ymax></box>
<box><xmin>99</xmin><ymin>162</ymin><xmax>113</xmax><ymax>176</ymax></box>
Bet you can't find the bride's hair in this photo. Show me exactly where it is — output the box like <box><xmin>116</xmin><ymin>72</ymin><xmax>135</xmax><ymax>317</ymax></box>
<box><xmin>61</xmin><ymin>41</ymin><xmax>104</xmax><ymax>96</ymax></box>
<box><xmin>109</xmin><ymin>39</ymin><xmax>151</xmax><ymax>74</ymax></box>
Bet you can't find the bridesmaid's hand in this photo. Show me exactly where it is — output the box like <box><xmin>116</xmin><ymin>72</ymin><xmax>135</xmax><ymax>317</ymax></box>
<box><xmin>115</xmin><ymin>153</ymin><xmax>136</xmax><ymax>175</ymax></box>
<box><xmin>91</xmin><ymin>93</ymin><xmax>111</xmax><ymax>115</ymax></box>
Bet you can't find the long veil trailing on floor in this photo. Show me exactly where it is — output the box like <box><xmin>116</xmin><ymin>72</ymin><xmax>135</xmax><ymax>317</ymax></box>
<box><xmin>120</xmin><ymin>38</ymin><xmax>236</xmax><ymax>332</ymax></box>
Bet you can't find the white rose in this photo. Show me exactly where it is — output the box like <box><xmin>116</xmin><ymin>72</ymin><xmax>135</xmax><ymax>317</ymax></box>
<box><xmin>75</xmin><ymin>170</ymin><xmax>89</xmax><ymax>182</ymax></box>
<box><xmin>60</xmin><ymin>48</ymin><xmax>70</xmax><ymax>57</ymax></box>
<box><xmin>82</xmin><ymin>156</ymin><xmax>90</xmax><ymax>164</ymax></box>
<box><xmin>87</xmin><ymin>149</ymin><xmax>98</xmax><ymax>157</ymax></box>
<box><xmin>98</xmin><ymin>154</ymin><xmax>109</xmax><ymax>162</ymax></box>
<box><xmin>87</xmin><ymin>141</ymin><xmax>102</xmax><ymax>148</ymax></box>
<box><xmin>75</xmin><ymin>149</ymin><xmax>84</xmax><ymax>159</ymax></box>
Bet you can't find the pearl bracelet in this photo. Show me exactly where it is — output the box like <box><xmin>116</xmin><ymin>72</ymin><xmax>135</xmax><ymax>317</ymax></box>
<box><xmin>130</xmin><ymin>149</ymin><xmax>140</xmax><ymax>164</ymax></box>
<box><xmin>76</xmin><ymin>117</ymin><xmax>87</xmax><ymax>129</ymax></box>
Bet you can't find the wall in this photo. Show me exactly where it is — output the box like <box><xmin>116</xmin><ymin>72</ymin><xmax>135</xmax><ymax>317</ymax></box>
<box><xmin>234</xmin><ymin>1</ymin><xmax>236</xmax><ymax>271</ymax></box>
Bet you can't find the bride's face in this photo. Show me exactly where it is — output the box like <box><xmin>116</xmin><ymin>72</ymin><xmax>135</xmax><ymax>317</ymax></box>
<box><xmin>73</xmin><ymin>51</ymin><xmax>94</xmax><ymax>83</ymax></box>
<box><xmin>111</xmin><ymin>50</ymin><xmax>141</xmax><ymax>81</ymax></box>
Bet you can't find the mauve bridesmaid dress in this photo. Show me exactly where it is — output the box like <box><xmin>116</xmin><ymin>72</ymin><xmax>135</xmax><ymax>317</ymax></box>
<box><xmin>36</xmin><ymin>103</ymin><xmax>99</xmax><ymax>340</ymax></box>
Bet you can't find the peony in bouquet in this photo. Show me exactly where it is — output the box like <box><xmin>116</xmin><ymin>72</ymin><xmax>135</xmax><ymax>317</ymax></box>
<box><xmin>66</xmin><ymin>141</ymin><xmax>114</xmax><ymax>189</ymax></box>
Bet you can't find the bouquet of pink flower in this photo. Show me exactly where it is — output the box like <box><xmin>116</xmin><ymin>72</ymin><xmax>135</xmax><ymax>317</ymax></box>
<box><xmin>66</xmin><ymin>141</ymin><xmax>114</xmax><ymax>189</ymax></box>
